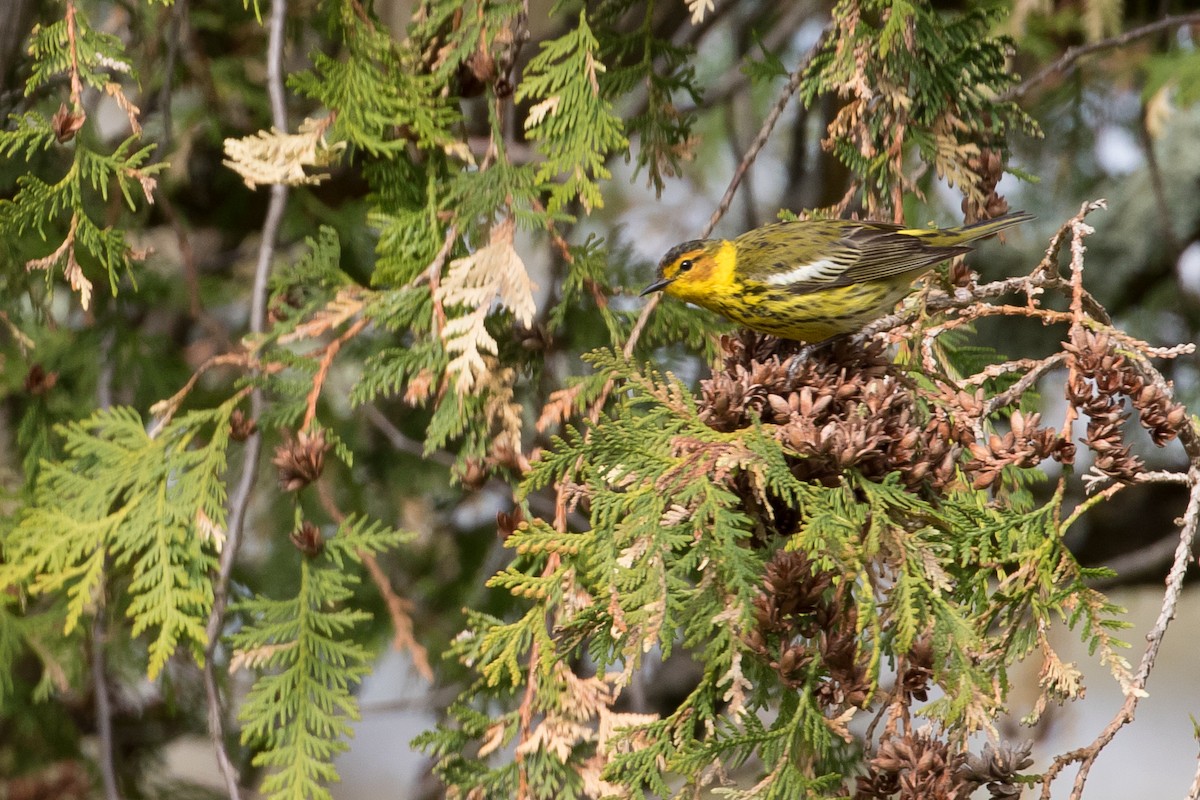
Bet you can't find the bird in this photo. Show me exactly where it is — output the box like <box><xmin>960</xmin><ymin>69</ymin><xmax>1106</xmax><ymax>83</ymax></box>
<box><xmin>641</xmin><ymin>211</ymin><xmax>1033</xmax><ymax>342</ymax></box>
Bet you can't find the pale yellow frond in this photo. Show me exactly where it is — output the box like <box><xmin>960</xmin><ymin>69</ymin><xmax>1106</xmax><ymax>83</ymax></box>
<box><xmin>685</xmin><ymin>0</ymin><xmax>715</xmax><ymax>24</ymax></box>
<box><xmin>222</xmin><ymin>116</ymin><xmax>344</xmax><ymax>189</ymax></box>
<box><xmin>515</xmin><ymin>714</ymin><xmax>593</xmax><ymax>762</ymax></box>
<box><xmin>437</xmin><ymin>219</ymin><xmax>537</xmax><ymax>394</ymax></box>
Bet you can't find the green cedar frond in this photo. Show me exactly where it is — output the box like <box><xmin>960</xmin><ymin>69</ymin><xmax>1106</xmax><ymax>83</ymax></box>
<box><xmin>290</xmin><ymin>9</ymin><xmax>459</xmax><ymax>156</ymax></box>
<box><xmin>0</xmin><ymin>113</ymin><xmax>57</xmax><ymax>161</ymax></box>
<box><xmin>265</xmin><ymin>226</ymin><xmax>354</xmax><ymax>336</ymax></box>
<box><xmin>1</xmin><ymin>401</ymin><xmax>238</xmax><ymax>679</ymax></box>
<box><xmin>233</xmin><ymin>514</ymin><xmax>408</xmax><ymax>800</ymax></box>
<box><xmin>516</xmin><ymin>12</ymin><xmax>629</xmax><ymax>215</ymax></box>
<box><xmin>25</xmin><ymin>10</ymin><xmax>136</xmax><ymax>96</ymax></box>
<box><xmin>593</xmin><ymin>0</ymin><xmax>700</xmax><ymax>195</ymax></box>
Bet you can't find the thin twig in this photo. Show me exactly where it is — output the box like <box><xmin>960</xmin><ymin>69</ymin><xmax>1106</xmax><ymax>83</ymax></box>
<box><xmin>425</xmin><ymin>225</ymin><xmax>458</xmax><ymax>336</ymax></box>
<box><xmin>301</xmin><ymin>316</ymin><xmax>369</xmax><ymax>431</ymax></box>
<box><xmin>64</xmin><ymin>0</ymin><xmax>84</xmax><ymax>110</ymax></box>
<box><xmin>363</xmin><ymin>404</ymin><xmax>455</xmax><ymax>466</ymax></box>
<box><xmin>93</xmin><ymin>330</ymin><xmax>119</xmax><ymax>800</ymax></box>
<box><xmin>1188</xmin><ymin>746</ymin><xmax>1200</xmax><ymax>800</ymax></box>
<box><xmin>703</xmin><ymin>35</ymin><xmax>825</xmax><ymax>240</ymax></box>
<box><xmin>154</xmin><ymin>0</ymin><xmax>207</xmax><ymax>319</ymax></box>
<box><xmin>202</xmin><ymin>0</ymin><xmax>290</xmax><ymax>795</ymax></box>
<box><xmin>979</xmin><ymin>353</ymin><xmax>1068</xmax><ymax>417</ymax></box>
<box><xmin>1005</xmin><ymin>12</ymin><xmax>1200</xmax><ymax>100</ymax></box>
<box><xmin>1040</xmin><ymin>474</ymin><xmax>1200</xmax><ymax>799</ymax></box>
<box><xmin>91</xmin><ymin>603</ymin><xmax>120</xmax><ymax>800</ymax></box>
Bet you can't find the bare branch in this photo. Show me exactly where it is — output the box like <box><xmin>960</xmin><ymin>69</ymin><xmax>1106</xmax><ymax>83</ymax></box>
<box><xmin>1006</xmin><ymin>12</ymin><xmax>1200</xmax><ymax>101</ymax></box>
<box><xmin>91</xmin><ymin>603</ymin><xmax>120</xmax><ymax>800</ymax></box>
<box><xmin>203</xmin><ymin>0</ymin><xmax>291</xmax><ymax>795</ymax></box>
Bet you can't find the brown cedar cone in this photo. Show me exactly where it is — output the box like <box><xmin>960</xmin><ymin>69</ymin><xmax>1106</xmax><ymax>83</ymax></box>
<box><xmin>289</xmin><ymin>520</ymin><xmax>324</xmax><ymax>558</ymax></box>
<box><xmin>230</xmin><ymin>408</ymin><xmax>258</xmax><ymax>442</ymax></box>
<box><xmin>958</xmin><ymin>740</ymin><xmax>1034</xmax><ymax>799</ymax></box>
<box><xmin>961</xmin><ymin>147</ymin><xmax>1011</xmax><ymax>226</ymax></box>
<box><xmin>855</xmin><ymin>768</ymin><xmax>902</xmax><ymax>800</ymax></box>
<box><xmin>273</xmin><ymin>428</ymin><xmax>328</xmax><ymax>491</ymax></box>
<box><xmin>51</xmin><ymin>103</ymin><xmax>86</xmax><ymax>143</ymax></box>
<box><xmin>497</xmin><ymin>507</ymin><xmax>525</xmax><ymax>541</ymax></box>
<box><xmin>817</xmin><ymin>623</ymin><xmax>872</xmax><ymax>708</ymax></box>
<box><xmin>24</xmin><ymin>364</ymin><xmax>58</xmax><ymax>395</ymax></box>
<box><xmin>900</xmin><ymin>637</ymin><xmax>935</xmax><ymax>702</ymax></box>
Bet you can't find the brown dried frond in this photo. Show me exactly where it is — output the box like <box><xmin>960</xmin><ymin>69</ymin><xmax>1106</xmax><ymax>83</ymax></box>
<box><xmin>273</xmin><ymin>428</ymin><xmax>328</xmax><ymax>491</ymax></box>
<box><xmin>437</xmin><ymin>219</ymin><xmax>536</xmax><ymax>394</ymax></box>
<box><xmin>222</xmin><ymin>116</ymin><xmax>343</xmax><ymax>189</ymax></box>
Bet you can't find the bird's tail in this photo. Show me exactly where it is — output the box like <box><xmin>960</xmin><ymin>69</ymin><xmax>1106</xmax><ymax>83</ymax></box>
<box><xmin>938</xmin><ymin>210</ymin><xmax>1035</xmax><ymax>245</ymax></box>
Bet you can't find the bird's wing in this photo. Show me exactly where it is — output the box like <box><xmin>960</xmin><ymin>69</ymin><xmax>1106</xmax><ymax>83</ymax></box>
<box><xmin>735</xmin><ymin>220</ymin><xmax>971</xmax><ymax>294</ymax></box>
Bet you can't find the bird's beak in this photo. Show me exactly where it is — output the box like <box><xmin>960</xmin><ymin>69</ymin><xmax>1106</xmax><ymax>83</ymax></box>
<box><xmin>640</xmin><ymin>277</ymin><xmax>673</xmax><ymax>296</ymax></box>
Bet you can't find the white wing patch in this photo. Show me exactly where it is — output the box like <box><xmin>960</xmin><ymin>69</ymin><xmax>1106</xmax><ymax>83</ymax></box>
<box><xmin>762</xmin><ymin>258</ymin><xmax>846</xmax><ymax>286</ymax></box>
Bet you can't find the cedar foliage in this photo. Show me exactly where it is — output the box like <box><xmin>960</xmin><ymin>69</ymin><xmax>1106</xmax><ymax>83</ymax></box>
<box><xmin>1</xmin><ymin>1</ymin><xmax>1199</xmax><ymax>799</ymax></box>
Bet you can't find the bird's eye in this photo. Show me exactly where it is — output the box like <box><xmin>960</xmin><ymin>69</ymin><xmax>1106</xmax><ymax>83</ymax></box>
<box><xmin>678</xmin><ymin>259</ymin><xmax>694</xmax><ymax>273</ymax></box>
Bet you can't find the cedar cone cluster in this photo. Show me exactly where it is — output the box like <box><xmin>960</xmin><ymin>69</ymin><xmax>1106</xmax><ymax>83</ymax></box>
<box><xmin>1065</xmin><ymin>328</ymin><xmax>1186</xmax><ymax>481</ymax></box>
<box><xmin>899</xmin><ymin>637</ymin><xmax>934</xmax><ymax>703</ymax></box>
<box><xmin>702</xmin><ymin>333</ymin><xmax>977</xmax><ymax>493</ymax></box>
<box><xmin>745</xmin><ymin>550</ymin><xmax>872</xmax><ymax>707</ymax></box>
<box><xmin>855</xmin><ymin>734</ymin><xmax>1033</xmax><ymax>800</ymax></box>
<box><xmin>965</xmin><ymin>409</ymin><xmax>1074</xmax><ymax>490</ymax></box>
<box><xmin>856</xmin><ymin>733</ymin><xmax>963</xmax><ymax>800</ymax></box>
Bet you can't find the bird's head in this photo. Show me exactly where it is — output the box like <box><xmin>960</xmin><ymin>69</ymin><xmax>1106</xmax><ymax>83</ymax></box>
<box><xmin>640</xmin><ymin>239</ymin><xmax>729</xmax><ymax>303</ymax></box>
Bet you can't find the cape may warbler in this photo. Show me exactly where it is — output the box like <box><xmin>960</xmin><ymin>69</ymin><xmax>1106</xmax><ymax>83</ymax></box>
<box><xmin>641</xmin><ymin>211</ymin><xmax>1033</xmax><ymax>341</ymax></box>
